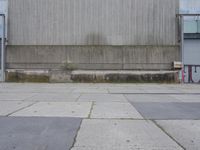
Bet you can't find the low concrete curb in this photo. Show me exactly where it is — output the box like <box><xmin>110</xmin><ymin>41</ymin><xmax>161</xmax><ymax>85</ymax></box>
<box><xmin>71</xmin><ymin>70</ymin><xmax>180</xmax><ymax>83</ymax></box>
<box><xmin>6</xmin><ymin>69</ymin><xmax>180</xmax><ymax>83</ymax></box>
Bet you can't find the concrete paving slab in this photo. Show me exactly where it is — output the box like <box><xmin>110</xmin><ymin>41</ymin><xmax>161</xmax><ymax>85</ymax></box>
<box><xmin>0</xmin><ymin>85</ymin><xmax>72</xmax><ymax>93</ymax></box>
<box><xmin>0</xmin><ymin>93</ymin><xmax>35</xmax><ymax>101</ymax></box>
<box><xmin>78</xmin><ymin>94</ymin><xmax>127</xmax><ymax>102</ymax></box>
<box><xmin>0</xmin><ymin>117</ymin><xmax>81</xmax><ymax>150</ymax></box>
<box><xmin>11</xmin><ymin>102</ymin><xmax>92</xmax><ymax>118</ymax></box>
<box><xmin>181</xmin><ymin>89</ymin><xmax>200</xmax><ymax>94</ymax></box>
<box><xmin>156</xmin><ymin>120</ymin><xmax>200</xmax><ymax>150</ymax></box>
<box><xmin>145</xmin><ymin>89</ymin><xmax>183</xmax><ymax>94</ymax></box>
<box><xmin>132</xmin><ymin>102</ymin><xmax>200</xmax><ymax>119</ymax></box>
<box><xmin>31</xmin><ymin>87</ymin><xmax>73</xmax><ymax>93</ymax></box>
<box><xmin>72</xmin><ymin>88</ymin><xmax>108</xmax><ymax>94</ymax></box>
<box><xmin>91</xmin><ymin>102</ymin><xmax>143</xmax><ymax>119</ymax></box>
<box><xmin>108</xmin><ymin>88</ymin><xmax>146</xmax><ymax>94</ymax></box>
<box><xmin>26</xmin><ymin>93</ymin><xmax>80</xmax><ymax>102</ymax></box>
<box><xmin>71</xmin><ymin>119</ymin><xmax>183</xmax><ymax>150</ymax></box>
<box><xmin>125</xmin><ymin>94</ymin><xmax>180</xmax><ymax>102</ymax></box>
<box><xmin>0</xmin><ymin>101</ymin><xmax>35</xmax><ymax>116</ymax></box>
<box><xmin>0</xmin><ymin>88</ymin><xmax>38</xmax><ymax>93</ymax></box>
<box><xmin>170</xmin><ymin>94</ymin><xmax>200</xmax><ymax>102</ymax></box>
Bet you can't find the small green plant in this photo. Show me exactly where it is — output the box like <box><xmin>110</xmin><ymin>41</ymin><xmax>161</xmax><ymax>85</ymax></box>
<box><xmin>61</xmin><ymin>60</ymin><xmax>77</xmax><ymax>71</ymax></box>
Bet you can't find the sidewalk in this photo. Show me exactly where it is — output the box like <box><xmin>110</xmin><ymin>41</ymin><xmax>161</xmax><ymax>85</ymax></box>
<box><xmin>0</xmin><ymin>83</ymin><xmax>200</xmax><ymax>150</ymax></box>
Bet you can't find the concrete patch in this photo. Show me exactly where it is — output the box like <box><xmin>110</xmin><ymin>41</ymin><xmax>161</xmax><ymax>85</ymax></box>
<box><xmin>26</xmin><ymin>93</ymin><xmax>80</xmax><ymax>102</ymax></box>
<box><xmin>156</xmin><ymin>120</ymin><xmax>200</xmax><ymax>150</ymax></box>
<box><xmin>78</xmin><ymin>94</ymin><xmax>127</xmax><ymax>102</ymax></box>
<box><xmin>0</xmin><ymin>117</ymin><xmax>81</xmax><ymax>150</ymax></box>
<box><xmin>125</xmin><ymin>94</ymin><xmax>180</xmax><ymax>103</ymax></box>
<box><xmin>0</xmin><ymin>101</ymin><xmax>35</xmax><ymax>116</ymax></box>
<box><xmin>71</xmin><ymin>119</ymin><xmax>183</xmax><ymax>150</ymax></box>
<box><xmin>11</xmin><ymin>102</ymin><xmax>92</xmax><ymax>118</ymax></box>
<box><xmin>91</xmin><ymin>102</ymin><xmax>143</xmax><ymax>119</ymax></box>
<box><xmin>132</xmin><ymin>102</ymin><xmax>200</xmax><ymax>119</ymax></box>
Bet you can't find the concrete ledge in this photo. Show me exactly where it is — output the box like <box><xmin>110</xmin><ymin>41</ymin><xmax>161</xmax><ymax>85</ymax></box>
<box><xmin>6</xmin><ymin>69</ymin><xmax>180</xmax><ymax>83</ymax></box>
<box><xmin>71</xmin><ymin>70</ymin><xmax>180</xmax><ymax>83</ymax></box>
<box><xmin>6</xmin><ymin>69</ymin><xmax>50</xmax><ymax>83</ymax></box>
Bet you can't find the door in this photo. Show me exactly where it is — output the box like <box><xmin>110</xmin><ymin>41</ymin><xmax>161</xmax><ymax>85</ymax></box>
<box><xmin>183</xmin><ymin>17</ymin><xmax>200</xmax><ymax>83</ymax></box>
<box><xmin>0</xmin><ymin>15</ymin><xmax>5</xmax><ymax>81</ymax></box>
<box><xmin>0</xmin><ymin>0</ymin><xmax>7</xmax><ymax>81</ymax></box>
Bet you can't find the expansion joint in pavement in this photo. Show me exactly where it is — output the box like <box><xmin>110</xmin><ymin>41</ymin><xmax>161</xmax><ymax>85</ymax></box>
<box><xmin>6</xmin><ymin>102</ymin><xmax>38</xmax><ymax>116</ymax></box>
<box><xmin>85</xmin><ymin>118</ymin><xmax>145</xmax><ymax>120</ymax></box>
<box><xmin>88</xmin><ymin>101</ymin><xmax>95</xmax><ymax>118</ymax></box>
<box><xmin>70</xmin><ymin>119</ymin><xmax>83</xmax><ymax>150</ymax></box>
<box><xmin>111</xmin><ymin>93</ymin><xmax>200</xmax><ymax>95</ymax></box>
<box><xmin>22</xmin><ymin>93</ymin><xmax>38</xmax><ymax>101</ymax></box>
<box><xmin>76</xmin><ymin>93</ymin><xmax>82</xmax><ymax>102</ymax></box>
<box><xmin>151</xmin><ymin>120</ymin><xmax>186</xmax><ymax>150</ymax></box>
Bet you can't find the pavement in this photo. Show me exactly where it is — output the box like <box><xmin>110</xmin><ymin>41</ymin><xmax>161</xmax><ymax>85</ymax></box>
<box><xmin>0</xmin><ymin>83</ymin><xmax>200</xmax><ymax>150</ymax></box>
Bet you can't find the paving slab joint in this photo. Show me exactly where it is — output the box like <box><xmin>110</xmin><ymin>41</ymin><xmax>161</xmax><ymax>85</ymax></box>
<box><xmin>76</xmin><ymin>93</ymin><xmax>82</xmax><ymax>102</ymax></box>
<box><xmin>89</xmin><ymin>118</ymin><xmax>145</xmax><ymax>120</ymax></box>
<box><xmin>88</xmin><ymin>102</ymin><xmax>95</xmax><ymax>118</ymax></box>
<box><xmin>6</xmin><ymin>102</ymin><xmax>38</xmax><ymax>116</ymax></box>
<box><xmin>152</xmin><ymin>120</ymin><xmax>186</xmax><ymax>150</ymax></box>
<box><xmin>129</xmin><ymin>103</ymin><xmax>147</xmax><ymax>120</ymax></box>
<box><xmin>22</xmin><ymin>93</ymin><xmax>38</xmax><ymax>101</ymax></box>
<box><xmin>70</xmin><ymin>119</ymin><xmax>83</xmax><ymax>150</ymax></box>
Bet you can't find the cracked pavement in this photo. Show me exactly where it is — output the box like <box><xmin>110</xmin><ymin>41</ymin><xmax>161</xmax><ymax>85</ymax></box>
<box><xmin>0</xmin><ymin>83</ymin><xmax>200</xmax><ymax>150</ymax></box>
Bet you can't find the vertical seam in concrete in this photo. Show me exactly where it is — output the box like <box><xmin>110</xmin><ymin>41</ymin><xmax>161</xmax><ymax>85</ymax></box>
<box><xmin>6</xmin><ymin>102</ymin><xmax>38</xmax><ymax>116</ymax></box>
<box><xmin>151</xmin><ymin>120</ymin><xmax>186</xmax><ymax>150</ymax></box>
<box><xmin>69</xmin><ymin>119</ymin><xmax>83</xmax><ymax>150</ymax></box>
<box><xmin>88</xmin><ymin>101</ymin><xmax>95</xmax><ymax>118</ymax></box>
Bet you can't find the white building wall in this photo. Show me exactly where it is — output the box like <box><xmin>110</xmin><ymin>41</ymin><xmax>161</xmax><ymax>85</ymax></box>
<box><xmin>180</xmin><ymin>0</ymin><xmax>200</xmax><ymax>83</ymax></box>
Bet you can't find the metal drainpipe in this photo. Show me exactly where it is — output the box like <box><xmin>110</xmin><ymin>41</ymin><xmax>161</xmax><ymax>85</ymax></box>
<box><xmin>180</xmin><ymin>15</ymin><xmax>185</xmax><ymax>83</ymax></box>
<box><xmin>1</xmin><ymin>14</ymin><xmax>5</xmax><ymax>82</ymax></box>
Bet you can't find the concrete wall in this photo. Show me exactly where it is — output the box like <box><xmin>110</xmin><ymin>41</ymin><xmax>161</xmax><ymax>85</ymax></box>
<box><xmin>8</xmin><ymin>0</ymin><xmax>179</xmax><ymax>45</ymax></box>
<box><xmin>6</xmin><ymin>0</ymin><xmax>180</xmax><ymax>70</ymax></box>
<box><xmin>6</xmin><ymin>46</ymin><xmax>180</xmax><ymax>70</ymax></box>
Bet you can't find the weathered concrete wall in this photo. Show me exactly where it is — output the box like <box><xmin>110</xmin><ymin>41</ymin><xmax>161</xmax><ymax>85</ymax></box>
<box><xmin>71</xmin><ymin>70</ymin><xmax>180</xmax><ymax>83</ymax></box>
<box><xmin>6</xmin><ymin>0</ymin><xmax>180</xmax><ymax>70</ymax></box>
<box><xmin>6</xmin><ymin>69</ymin><xmax>180</xmax><ymax>83</ymax></box>
<box><xmin>6</xmin><ymin>46</ymin><xmax>180</xmax><ymax>70</ymax></box>
<box><xmin>8</xmin><ymin>0</ymin><xmax>179</xmax><ymax>45</ymax></box>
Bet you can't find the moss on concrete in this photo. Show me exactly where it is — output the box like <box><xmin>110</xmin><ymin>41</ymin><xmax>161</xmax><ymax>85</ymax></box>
<box><xmin>71</xmin><ymin>72</ymin><xmax>179</xmax><ymax>83</ymax></box>
<box><xmin>6</xmin><ymin>72</ymin><xmax>49</xmax><ymax>83</ymax></box>
<box><xmin>5</xmin><ymin>70</ymin><xmax>180</xmax><ymax>83</ymax></box>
